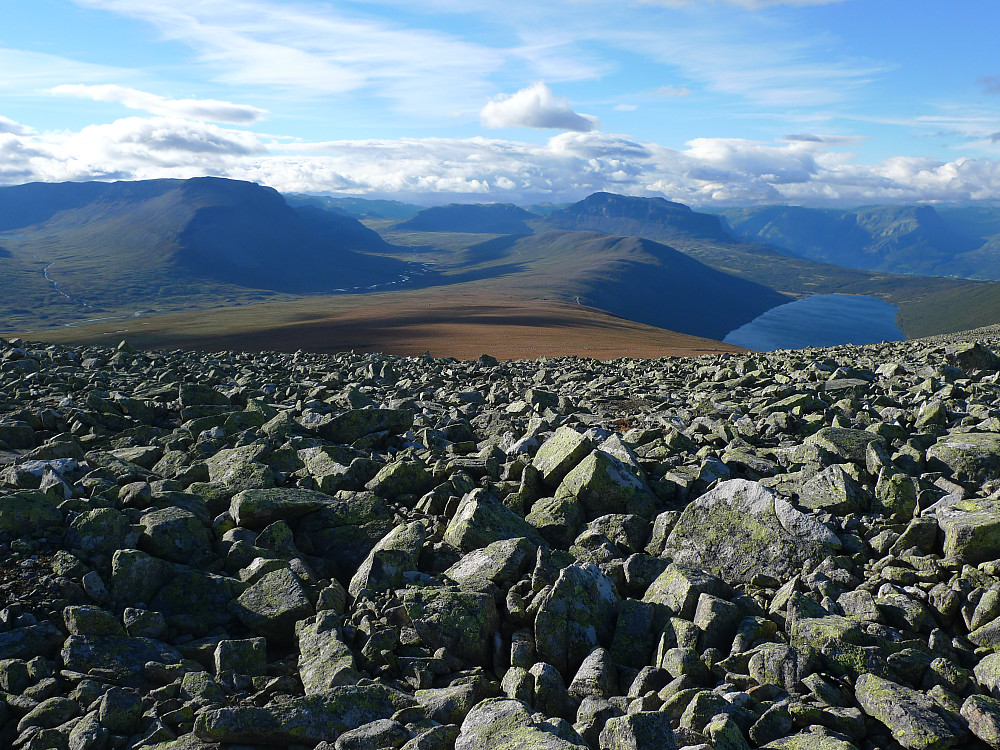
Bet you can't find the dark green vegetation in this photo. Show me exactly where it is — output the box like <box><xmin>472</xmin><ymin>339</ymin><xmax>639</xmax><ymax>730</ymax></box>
<box><xmin>721</xmin><ymin>203</ymin><xmax>1000</xmax><ymax>280</ymax></box>
<box><xmin>5</xmin><ymin>177</ymin><xmax>1000</xmax><ymax>348</ymax></box>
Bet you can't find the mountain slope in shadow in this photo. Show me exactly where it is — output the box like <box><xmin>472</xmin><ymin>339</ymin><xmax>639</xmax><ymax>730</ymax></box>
<box><xmin>459</xmin><ymin>230</ymin><xmax>789</xmax><ymax>340</ymax></box>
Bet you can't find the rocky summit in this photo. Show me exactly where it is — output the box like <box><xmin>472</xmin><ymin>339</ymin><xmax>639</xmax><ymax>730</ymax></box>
<box><xmin>8</xmin><ymin>333</ymin><xmax>1000</xmax><ymax>750</ymax></box>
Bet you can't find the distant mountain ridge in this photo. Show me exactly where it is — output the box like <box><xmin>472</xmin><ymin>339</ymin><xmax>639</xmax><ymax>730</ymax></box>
<box><xmin>6</xmin><ymin>178</ymin><xmax>1000</xmax><ymax>344</ymax></box>
<box><xmin>719</xmin><ymin>204</ymin><xmax>998</xmax><ymax>278</ymax></box>
<box><xmin>397</xmin><ymin>203</ymin><xmax>538</xmax><ymax>234</ymax></box>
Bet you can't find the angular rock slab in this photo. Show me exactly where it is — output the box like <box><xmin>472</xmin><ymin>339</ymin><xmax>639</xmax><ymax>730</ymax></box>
<box><xmin>231</xmin><ymin>567</ymin><xmax>314</xmax><ymax>644</ymax></box>
<box><xmin>455</xmin><ymin>698</ymin><xmax>588</xmax><ymax>750</ymax></box>
<box><xmin>399</xmin><ymin>586</ymin><xmax>499</xmax><ymax>666</ymax></box>
<box><xmin>229</xmin><ymin>487</ymin><xmax>337</xmax><ymax>528</ymax></box>
<box><xmin>662</xmin><ymin>479</ymin><xmax>841</xmax><ymax>583</ymax></box>
<box><xmin>927</xmin><ymin>494</ymin><xmax>1000</xmax><ymax>564</ymax></box>
<box><xmin>926</xmin><ymin>432</ymin><xmax>1000</xmax><ymax>486</ymax></box>
<box><xmin>855</xmin><ymin>673</ymin><xmax>961</xmax><ymax>750</ymax></box>
<box><xmin>555</xmin><ymin>449</ymin><xmax>659</xmax><ymax>519</ymax></box>
<box><xmin>194</xmin><ymin>684</ymin><xmax>415</xmax><ymax>745</ymax></box>
<box><xmin>535</xmin><ymin>562</ymin><xmax>620</xmax><ymax>677</ymax></box>
<box><xmin>444</xmin><ymin>488</ymin><xmax>547</xmax><ymax>553</ymax></box>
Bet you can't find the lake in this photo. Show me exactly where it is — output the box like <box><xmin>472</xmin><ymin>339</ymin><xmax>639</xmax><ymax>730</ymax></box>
<box><xmin>723</xmin><ymin>294</ymin><xmax>905</xmax><ymax>351</ymax></box>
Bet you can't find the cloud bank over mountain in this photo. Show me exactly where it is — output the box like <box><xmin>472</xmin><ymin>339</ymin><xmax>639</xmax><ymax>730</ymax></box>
<box><xmin>3</xmin><ymin>108</ymin><xmax>1000</xmax><ymax>206</ymax></box>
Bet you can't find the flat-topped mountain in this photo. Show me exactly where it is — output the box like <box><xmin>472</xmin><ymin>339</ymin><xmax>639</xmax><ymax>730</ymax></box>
<box><xmin>543</xmin><ymin>192</ymin><xmax>733</xmax><ymax>244</ymax></box>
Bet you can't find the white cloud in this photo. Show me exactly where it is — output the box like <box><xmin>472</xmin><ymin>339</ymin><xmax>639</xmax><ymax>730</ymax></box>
<box><xmin>70</xmin><ymin>0</ymin><xmax>503</xmax><ymax>115</ymax></box>
<box><xmin>481</xmin><ymin>82</ymin><xmax>598</xmax><ymax>131</ymax></box>
<box><xmin>50</xmin><ymin>84</ymin><xmax>267</xmax><ymax>124</ymax></box>
<box><xmin>6</xmin><ymin>113</ymin><xmax>1000</xmax><ymax>207</ymax></box>
<box><xmin>0</xmin><ymin>116</ymin><xmax>33</xmax><ymax>136</ymax></box>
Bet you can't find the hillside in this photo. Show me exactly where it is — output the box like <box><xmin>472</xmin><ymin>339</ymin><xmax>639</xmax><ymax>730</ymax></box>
<box><xmin>533</xmin><ymin>193</ymin><xmax>1000</xmax><ymax>337</ymax></box>
<box><xmin>0</xmin><ymin>178</ymin><xmax>415</xmax><ymax>329</ymax></box>
<box><xmin>396</xmin><ymin>202</ymin><xmax>538</xmax><ymax>234</ymax></box>
<box><xmin>447</xmin><ymin>231</ymin><xmax>788</xmax><ymax>341</ymax></box>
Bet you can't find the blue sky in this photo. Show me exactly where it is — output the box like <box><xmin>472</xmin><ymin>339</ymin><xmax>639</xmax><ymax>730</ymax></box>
<box><xmin>2</xmin><ymin>0</ymin><xmax>1000</xmax><ymax>206</ymax></box>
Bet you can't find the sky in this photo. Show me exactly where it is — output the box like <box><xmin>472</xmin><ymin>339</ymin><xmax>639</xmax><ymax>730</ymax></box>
<box><xmin>2</xmin><ymin>0</ymin><xmax>1000</xmax><ymax>207</ymax></box>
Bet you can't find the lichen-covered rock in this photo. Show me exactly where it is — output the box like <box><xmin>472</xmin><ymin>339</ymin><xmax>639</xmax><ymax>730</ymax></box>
<box><xmin>555</xmin><ymin>449</ymin><xmax>659</xmax><ymax>519</ymax></box>
<box><xmin>455</xmin><ymin>698</ymin><xmax>588</xmax><ymax>750</ymax></box>
<box><xmin>444</xmin><ymin>488</ymin><xmax>547</xmax><ymax>552</ymax></box>
<box><xmin>535</xmin><ymin>562</ymin><xmax>620</xmax><ymax>677</ymax></box>
<box><xmin>797</xmin><ymin>464</ymin><xmax>869</xmax><ymax>514</ymax></box>
<box><xmin>400</xmin><ymin>586</ymin><xmax>499</xmax><ymax>666</ymax></box>
<box><xmin>533</xmin><ymin>427</ymin><xmax>595</xmax><ymax>488</ymax></box>
<box><xmin>927</xmin><ymin>494</ymin><xmax>1000</xmax><ymax>564</ymax></box>
<box><xmin>67</xmin><ymin>507</ymin><xmax>133</xmax><ymax>557</ymax></box>
<box><xmin>599</xmin><ymin>710</ymin><xmax>677</xmax><ymax>750</ymax></box>
<box><xmin>926</xmin><ymin>432</ymin><xmax>1000</xmax><ymax>486</ymax></box>
<box><xmin>319</xmin><ymin>408</ymin><xmax>413</xmax><ymax>444</ymax></box>
<box><xmin>194</xmin><ymin>684</ymin><xmax>415</xmax><ymax>744</ymax></box>
<box><xmin>349</xmin><ymin>520</ymin><xmax>426</xmax><ymax>597</ymax></box>
<box><xmin>444</xmin><ymin>536</ymin><xmax>538</xmax><ymax>590</ymax></box>
<box><xmin>138</xmin><ymin>506</ymin><xmax>211</xmax><ymax>565</ymax></box>
<box><xmin>662</xmin><ymin>479</ymin><xmax>841</xmax><ymax>583</ymax></box>
<box><xmin>61</xmin><ymin>634</ymin><xmax>183</xmax><ymax>682</ymax></box>
<box><xmin>802</xmin><ymin>428</ymin><xmax>885</xmax><ymax>466</ymax></box>
<box><xmin>228</xmin><ymin>486</ymin><xmax>333</xmax><ymax>528</ymax></box>
<box><xmin>365</xmin><ymin>459</ymin><xmax>433</xmax><ymax>499</ymax></box>
<box><xmin>0</xmin><ymin>490</ymin><xmax>62</xmax><ymax>540</ymax></box>
<box><xmin>214</xmin><ymin>637</ymin><xmax>267</xmax><ymax>676</ymax></box>
<box><xmin>855</xmin><ymin>673</ymin><xmax>962</xmax><ymax>750</ymax></box>
<box><xmin>526</xmin><ymin>495</ymin><xmax>583</xmax><ymax>549</ymax></box>
<box><xmin>0</xmin><ymin>621</ymin><xmax>64</xmax><ymax>661</ymax></box>
<box><xmin>297</xmin><ymin>611</ymin><xmax>365</xmax><ymax>692</ymax></box>
<box><xmin>231</xmin><ymin>566</ymin><xmax>314</xmax><ymax>643</ymax></box>
<box><xmin>642</xmin><ymin>562</ymin><xmax>730</xmax><ymax>619</ymax></box>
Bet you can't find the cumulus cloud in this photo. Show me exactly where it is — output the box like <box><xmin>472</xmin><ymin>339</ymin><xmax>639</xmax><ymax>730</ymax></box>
<box><xmin>0</xmin><ymin>116</ymin><xmax>33</xmax><ymax>136</ymax></box>
<box><xmin>51</xmin><ymin>84</ymin><xmax>267</xmax><ymax>124</ymax></box>
<box><xmin>481</xmin><ymin>83</ymin><xmax>598</xmax><ymax>132</ymax></box>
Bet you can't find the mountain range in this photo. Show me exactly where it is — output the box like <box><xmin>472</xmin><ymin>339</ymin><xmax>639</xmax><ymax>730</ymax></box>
<box><xmin>720</xmin><ymin>203</ymin><xmax>1000</xmax><ymax>279</ymax></box>
<box><xmin>5</xmin><ymin>176</ymin><xmax>1000</xmax><ymax>354</ymax></box>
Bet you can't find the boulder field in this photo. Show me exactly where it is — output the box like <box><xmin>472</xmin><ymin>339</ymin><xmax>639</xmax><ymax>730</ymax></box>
<box><xmin>5</xmin><ymin>333</ymin><xmax>1000</xmax><ymax>748</ymax></box>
